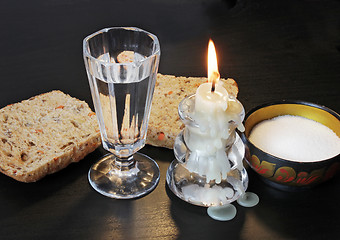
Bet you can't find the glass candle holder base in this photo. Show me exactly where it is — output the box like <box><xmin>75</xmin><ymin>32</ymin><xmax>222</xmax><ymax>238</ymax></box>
<box><xmin>89</xmin><ymin>152</ymin><xmax>160</xmax><ymax>199</ymax></box>
<box><xmin>166</xmin><ymin>159</ymin><xmax>248</xmax><ymax>207</ymax></box>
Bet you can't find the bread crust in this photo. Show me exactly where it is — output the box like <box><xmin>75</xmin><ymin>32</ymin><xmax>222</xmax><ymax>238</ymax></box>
<box><xmin>0</xmin><ymin>90</ymin><xmax>101</xmax><ymax>182</ymax></box>
<box><xmin>146</xmin><ymin>74</ymin><xmax>239</xmax><ymax>149</ymax></box>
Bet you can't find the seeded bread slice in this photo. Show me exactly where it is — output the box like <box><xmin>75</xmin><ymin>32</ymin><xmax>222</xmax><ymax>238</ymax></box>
<box><xmin>146</xmin><ymin>74</ymin><xmax>239</xmax><ymax>149</ymax></box>
<box><xmin>0</xmin><ymin>90</ymin><xmax>101</xmax><ymax>182</ymax></box>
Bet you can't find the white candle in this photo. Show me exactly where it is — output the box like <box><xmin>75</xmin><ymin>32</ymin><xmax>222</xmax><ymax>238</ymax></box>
<box><xmin>187</xmin><ymin>82</ymin><xmax>231</xmax><ymax>152</ymax></box>
<box><xmin>195</xmin><ymin>82</ymin><xmax>229</xmax><ymax>115</ymax></box>
<box><xmin>183</xmin><ymin>40</ymin><xmax>245</xmax><ymax>184</ymax></box>
<box><xmin>193</xmin><ymin>39</ymin><xmax>229</xmax><ymax>134</ymax></box>
<box><xmin>184</xmin><ymin>82</ymin><xmax>233</xmax><ymax>183</ymax></box>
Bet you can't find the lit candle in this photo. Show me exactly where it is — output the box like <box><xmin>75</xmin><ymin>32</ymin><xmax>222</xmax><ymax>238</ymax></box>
<box><xmin>184</xmin><ymin>40</ymin><xmax>238</xmax><ymax>183</ymax></box>
<box><xmin>195</xmin><ymin>40</ymin><xmax>228</xmax><ymax>117</ymax></box>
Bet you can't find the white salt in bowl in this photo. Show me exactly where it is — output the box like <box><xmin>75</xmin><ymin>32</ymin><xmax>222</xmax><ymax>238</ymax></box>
<box><xmin>241</xmin><ymin>100</ymin><xmax>340</xmax><ymax>190</ymax></box>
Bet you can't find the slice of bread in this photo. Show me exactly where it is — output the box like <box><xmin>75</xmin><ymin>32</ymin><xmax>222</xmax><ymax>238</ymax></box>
<box><xmin>0</xmin><ymin>90</ymin><xmax>101</xmax><ymax>182</ymax></box>
<box><xmin>146</xmin><ymin>74</ymin><xmax>239</xmax><ymax>149</ymax></box>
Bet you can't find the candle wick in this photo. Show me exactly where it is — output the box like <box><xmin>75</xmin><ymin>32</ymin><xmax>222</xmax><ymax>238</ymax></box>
<box><xmin>210</xmin><ymin>71</ymin><xmax>219</xmax><ymax>93</ymax></box>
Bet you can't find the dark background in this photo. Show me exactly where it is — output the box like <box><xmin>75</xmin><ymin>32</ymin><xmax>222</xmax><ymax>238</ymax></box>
<box><xmin>0</xmin><ymin>0</ymin><xmax>339</xmax><ymax>239</ymax></box>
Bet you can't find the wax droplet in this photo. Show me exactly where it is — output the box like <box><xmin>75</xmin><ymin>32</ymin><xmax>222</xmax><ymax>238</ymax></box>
<box><xmin>237</xmin><ymin>192</ymin><xmax>259</xmax><ymax>207</ymax></box>
<box><xmin>207</xmin><ymin>204</ymin><xmax>237</xmax><ymax>221</ymax></box>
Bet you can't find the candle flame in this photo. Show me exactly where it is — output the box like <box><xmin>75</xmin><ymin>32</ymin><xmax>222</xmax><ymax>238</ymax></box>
<box><xmin>208</xmin><ymin>39</ymin><xmax>220</xmax><ymax>89</ymax></box>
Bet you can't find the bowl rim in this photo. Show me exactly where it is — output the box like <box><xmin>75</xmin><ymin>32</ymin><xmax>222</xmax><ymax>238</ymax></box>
<box><xmin>243</xmin><ymin>99</ymin><xmax>340</xmax><ymax>165</ymax></box>
<box><xmin>246</xmin><ymin>100</ymin><xmax>340</xmax><ymax>121</ymax></box>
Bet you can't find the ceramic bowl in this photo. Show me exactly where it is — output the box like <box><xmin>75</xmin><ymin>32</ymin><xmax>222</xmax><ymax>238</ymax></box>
<box><xmin>241</xmin><ymin>100</ymin><xmax>340</xmax><ymax>190</ymax></box>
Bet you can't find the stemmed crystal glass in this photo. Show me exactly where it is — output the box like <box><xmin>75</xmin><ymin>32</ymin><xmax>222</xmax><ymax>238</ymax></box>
<box><xmin>83</xmin><ymin>27</ymin><xmax>160</xmax><ymax>199</ymax></box>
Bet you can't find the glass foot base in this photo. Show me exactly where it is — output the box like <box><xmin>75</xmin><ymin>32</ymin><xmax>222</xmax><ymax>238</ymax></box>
<box><xmin>88</xmin><ymin>152</ymin><xmax>160</xmax><ymax>199</ymax></box>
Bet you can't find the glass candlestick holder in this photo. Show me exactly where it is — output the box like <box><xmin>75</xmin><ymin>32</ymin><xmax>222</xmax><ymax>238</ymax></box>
<box><xmin>166</xmin><ymin>94</ymin><xmax>249</xmax><ymax>207</ymax></box>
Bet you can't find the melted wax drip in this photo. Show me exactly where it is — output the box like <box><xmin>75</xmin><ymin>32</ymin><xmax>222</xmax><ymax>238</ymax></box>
<box><xmin>237</xmin><ymin>192</ymin><xmax>260</xmax><ymax>207</ymax></box>
<box><xmin>185</xmin><ymin>95</ymin><xmax>245</xmax><ymax>183</ymax></box>
<box><xmin>207</xmin><ymin>204</ymin><xmax>237</xmax><ymax>221</ymax></box>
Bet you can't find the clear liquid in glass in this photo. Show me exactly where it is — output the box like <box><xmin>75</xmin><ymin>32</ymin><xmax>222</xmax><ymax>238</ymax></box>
<box><xmin>87</xmin><ymin>52</ymin><xmax>156</xmax><ymax>158</ymax></box>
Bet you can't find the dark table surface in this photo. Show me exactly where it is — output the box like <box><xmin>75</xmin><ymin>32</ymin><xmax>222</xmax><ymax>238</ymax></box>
<box><xmin>0</xmin><ymin>0</ymin><xmax>339</xmax><ymax>239</ymax></box>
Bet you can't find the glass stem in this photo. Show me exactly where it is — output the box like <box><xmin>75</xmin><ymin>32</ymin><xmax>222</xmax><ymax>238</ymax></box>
<box><xmin>113</xmin><ymin>155</ymin><xmax>136</xmax><ymax>172</ymax></box>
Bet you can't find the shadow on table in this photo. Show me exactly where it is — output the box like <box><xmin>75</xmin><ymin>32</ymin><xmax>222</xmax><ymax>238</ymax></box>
<box><xmin>144</xmin><ymin>144</ymin><xmax>246</xmax><ymax>239</ymax></box>
<box><xmin>0</xmin><ymin>146</ymin><xmax>139</xmax><ymax>239</ymax></box>
<box><xmin>249</xmin><ymin>170</ymin><xmax>340</xmax><ymax>239</ymax></box>
<box><xmin>0</xmin><ymin>147</ymin><xmax>104</xmax><ymax>218</ymax></box>
<box><xmin>166</xmin><ymin>184</ymin><xmax>246</xmax><ymax>240</ymax></box>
